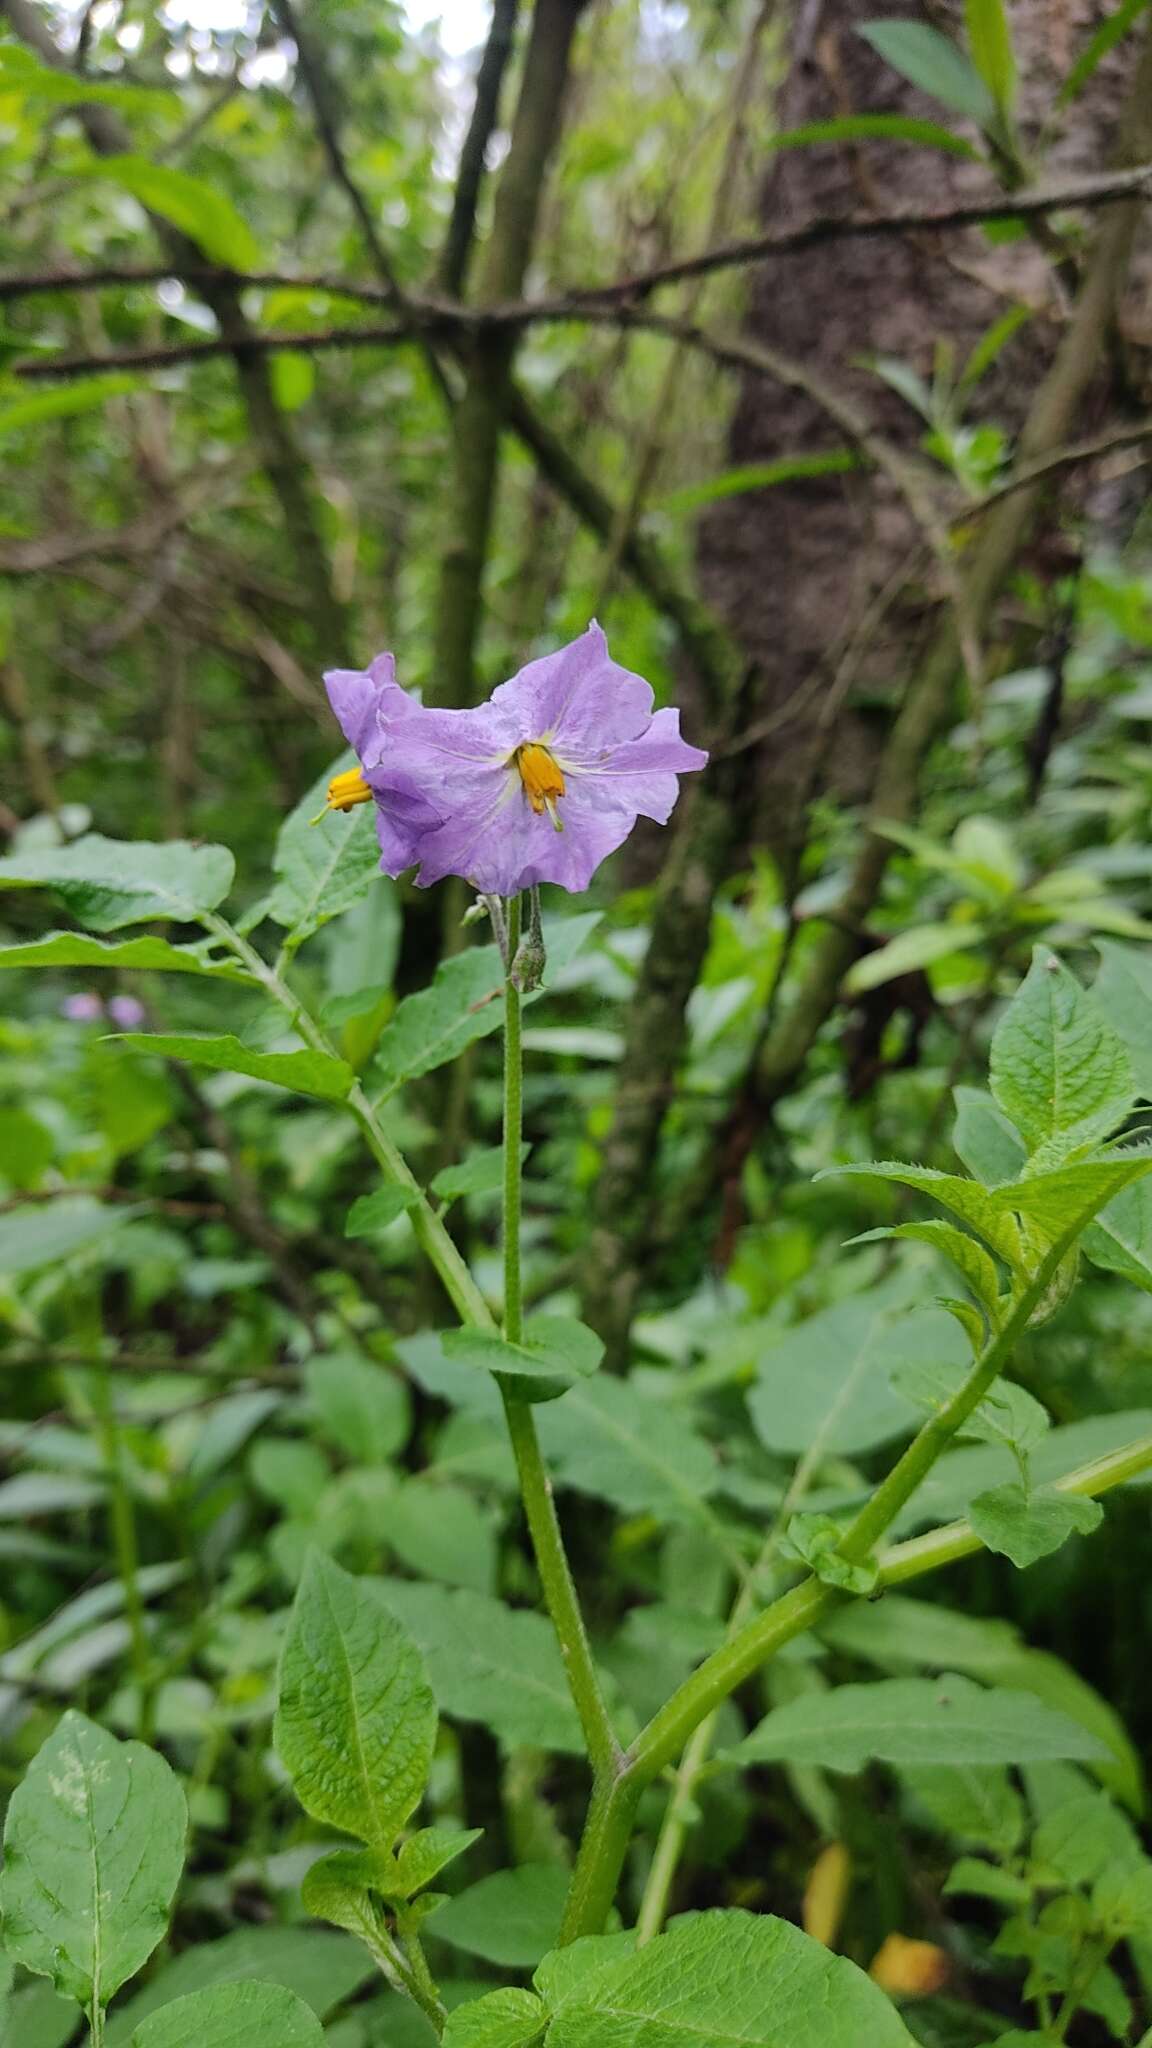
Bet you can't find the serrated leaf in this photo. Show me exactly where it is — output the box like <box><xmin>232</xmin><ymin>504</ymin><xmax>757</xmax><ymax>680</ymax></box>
<box><xmin>267</xmin><ymin>756</ymin><xmax>382</xmax><ymax>945</ymax></box>
<box><xmin>429</xmin><ymin>1867</ymin><xmax>569</xmax><ymax>1968</ymax></box>
<box><xmin>989</xmin><ymin>948</ymin><xmax>1133</xmax><ymax>1157</ymax></box>
<box><xmin>891</xmin><ymin>1357</ymin><xmax>1049</xmax><ymax>1459</ymax></box>
<box><xmin>731</xmin><ymin>1675</ymin><xmax>1106</xmax><ymax>1772</ymax></box>
<box><xmin>0</xmin><ymin>1710</ymin><xmax>186</xmax><ymax>2008</ymax></box>
<box><xmin>858</xmin><ymin>19</ymin><xmax>997</xmax><ymax>125</ymax></box>
<box><xmin>953</xmin><ymin>1086</ymin><xmax>1027</xmax><ymax>1184</ymax></box>
<box><xmin>747</xmin><ymin>1293</ymin><xmax>968</xmax><ymax>1456</ymax></box>
<box><xmin>345</xmin><ymin>1185</ymin><xmax>420</xmax><ymax>1236</ymax></box>
<box><xmin>989</xmin><ymin>1150</ymin><xmax>1152</xmax><ymax>1240</ymax></box>
<box><xmin>275</xmin><ymin>1553</ymin><xmax>436</xmax><ymax>1848</ymax></box>
<box><xmin>0</xmin><ymin>930</ymin><xmax>247</xmax><ymax>979</ymax></box>
<box><xmin>94</xmin><ymin>156</ymin><xmax>261</xmax><ymax>270</ymax></box>
<box><xmin>968</xmin><ymin>1483</ymin><xmax>1103</xmax><ymax>1567</ymax></box>
<box><xmin>542</xmin><ymin>1908</ymin><xmax>917</xmax><ymax>2046</ymax></box>
<box><xmin>374</xmin><ymin>1579</ymin><xmax>583</xmax><ymax>1753</ymax></box>
<box><xmin>1032</xmin><ymin>1791</ymin><xmax>1140</xmax><ymax>1886</ymax></box>
<box><xmin>442</xmin><ymin>1989</ymin><xmax>547</xmax><ymax>2048</ymax></box>
<box><xmin>114</xmin><ymin>1033</ymin><xmax>353</xmax><ymax>1101</ymax></box>
<box><xmin>0</xmin><ymin>834</ymin><xmax>234</xmax><ymax>930</ymax></box>
<box><xmin>845</xmin><ymin>922</ymin><xmax>983</xmax><ymax>994</ymax></box>
<box><xmin>131</xmin><ymin>1983</ymin><xmax>324</xmax><ymax>2048</ymax></box>
<box><xmin>443</xmin><ymin>1317</ymin><xmax>603</xmax><ymax>1400</ymax></box>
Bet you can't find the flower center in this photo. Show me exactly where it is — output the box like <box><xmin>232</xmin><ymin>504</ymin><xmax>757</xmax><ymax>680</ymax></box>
<box><xmin>324</xmin><ymin>767</ymin><xmax>373</xmax><ymax>814</ymax></box>
<box><xmin>516</xmin><ymin>742</ymin><xmax>565</xmax><ymax>832</ymax></box>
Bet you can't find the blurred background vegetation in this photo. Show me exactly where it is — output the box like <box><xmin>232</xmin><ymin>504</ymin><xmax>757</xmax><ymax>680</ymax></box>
<box><xmin>3</xmin><ymin>0</ymin><xmax>1152</xmax><ymax>2041</ymax></box>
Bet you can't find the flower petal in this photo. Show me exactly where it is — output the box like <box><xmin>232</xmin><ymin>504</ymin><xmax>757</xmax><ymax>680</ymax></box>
<box><xmin>565</xmin><ymin>706</ymin><xmax>709</xmax><ymax>822</ymax></box>
<box><xmin>323</xmin><ymin>653</ymin><xmax>398</xmax><ymax>763</ymax></box>
<box><xmin>490</xmin><ymin>622</ymin><xmax>655</xmax><ymax>754</ymax></box>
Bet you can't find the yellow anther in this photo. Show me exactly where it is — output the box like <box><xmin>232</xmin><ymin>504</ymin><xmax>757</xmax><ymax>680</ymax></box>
<box><xmin>312</xmin><ymin>767</ymin><xmax>374</xmax><ymax>824</ymax></box>
<box><xmin>516</xmin><ymin>743</ymin><xmax>565</xmax><ymax>833</ymax></box>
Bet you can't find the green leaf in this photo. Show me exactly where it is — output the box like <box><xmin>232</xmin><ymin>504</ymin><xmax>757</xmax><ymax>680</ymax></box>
<box><xmin>824</xmin><ymin>1162</ymin><xmax>1023</xmax><ymax>1266</ymax></box>
<box><xmin>537</xmin><ymin>1376</ymin><xmax>718</xmax><ymax>1524</ymax></box>
<box><xmin>304</xmin><ymin>1354</ymin><xmax>410</xmax><ymax>1463</ymax></box>
<box><xmin>442</xmin><ymin>1317</ymin><xmax>603</xmax><ymax>1401</ymax></box>
<box><xmin>748</xmin><ymin>1295</ymin><xmax>967</xmax><ymax>1456</ymax></box>
<box><xmin>1031</xmin><ymin>1790</ymin><xmax>1141</xmax><ymax>1886</ymax></box>
<box><xmin>845</xmin><ymin>923</ymin><xmax>984</xmax><ymax>994</ymax></box>
<box><xmin>0</xmin><ymin>1196</ymin><xmax>130</xmax><ymax>1276</ymax></box>
<box><xmin>943</xmin><ymin>1856</ymin><xmax>1032</xmax><ymax>1906</ymax></box>
<box><xmin>851</xmin><ymin>1222</ymin><xmax>1002</xmax><ymax>1320</ymax></box>
<box><xmin>0</xmin><ymin>45</ymin><xmax>178</xmax><ymax>115</ymax></box>
<box><xmin>442</xmin><ymin>1990</ymin><xmax>547</xmax><ymax>2048</ymax></box>
<box><xmin>373</xmin><ymin>1477</ymin><xmax>496</xmax><ymax>1594</ymax></box>
<box><xmin>0</xmin><ymin>834</ymin><xmax>234</xmax><ymax>930</ymax></box>
<box><xmin>299</xmin><ymin>1849</ymin><xmax>393</xmax><ymax>1945</ymax></box>
<box><xmin>784</xmin><ymin>1513</ymin><xmax>877</xmax><ymax>1594</ymax></box>
<box><xmin>772</xmin><ymin>113</ymin><xmax>978</xmax><ymax>156</ymax></box>
<box><xmin>0</xmin><ymin>930</ymin><xmax>247</xmax><ymax>979</ymax></box>
<box><xmin>374</xmin><ymin>1579</ymin><xmax>583</xmax><ymax>1753</ymax></box>
<box><xmin>0</xmin><ymin>1710</ymin><xmax>186</xmax><ymax>2007</ymax></box>
<box><xmin>433</xmin><ymin>1145</ymin><xmax>524</xmax><ymax>1204</ymax></box>
<box><xmin>892</xmin><ymin>1358</ymin><xmax>1049</xmax><ymax>1459</ymax></box>
<box><xmin>114</xmin><ymin>1033</ymin><xmax>353</xmax><ymax>1101</ymax></box>
<box><xmin>1084</xmin><ymin>1177</ymin><xmax>1152</xmax><ymax>1291</ymax></box>
<box><xmin>267</xmin><ymin>756</ymin><xmax>382</xmax><ymax>946</ymax></box>
<box><xmin>968</xmin><ymin>1483</ymin><xmax>1103</xmax><ymax>1567</ymax></box>
<box><xmin>394</xmin><ymin>1826</ymin><xmax>483</xmax><ymax>1897</ymax></box>
<box><xmin>371</xmin><ymin>915</ymin><xmax>599</xmax><ymax>1093</ymax></box>
<box><xmin>345</xmin><ymin>1185</ymin><xmax>421</xmax><ymax>1236</ymax></box>
<box><xmin>989</xmin><ymin>948</ymin><xmax>1133</xmax><ymax>1157</ymax></box>
<box><xmin>953</xmin><ymin>1086</ymin><xmax>1027</xmax><ymax>1183</ymax></box>
<box><xmin>275</xmin><ymin>1552</ymin><xmax>436</xmax><ymax>1848</ymax></box>
<box><xmin>660</xmin><ymin>452</ymin><xmax>859</xmax><ymax>515</ymax></box>
<box><xmin>131</xmin><ymin>1983</ymin><xmax>324</xmax><ymax>2048</ymax></box>
<box><xmin>93</xmin><ymin>156</ymin><xmax>261</xmax><ymax>270</ymax></box>
<box><xmin>858</xmin><ymin>20</ymin><xmax>997</xmax><ymax>125</ymax></box>
<box><xmin>964</xmin><ymin>0</ymin><xmax>1017</xmax><ymax>111</ymax></box>
<box><xmin>1058</xmin><ymin>0</ymin><xmax>1151</xmax><ymax>103</ymax></box>
<box><xmin>731</xmin><ymin>1675</ymin><xmax>1107</xmax><ymax>1772</ymax></box>
<box><xmin>429</xmin><ymin>1867</ymin><xmax>569</xmax><ymax>1968</ymax></box>
<box><xmin>542</xmin><ymin>1909</ymin><xmax>917</xmax><ymax>2046</ymax></box>
<box><xmin>901</xmin><ymin>1764</ymin><xmax>1024</xmax><ymax>1852</ymax></box>
<box><xmin>0</xmin><ymin>376</ymin><xmax>144</xmax><ymax>443</ymax></box>
<box><xmin>103</xmin><ymin>1927</ymin><xmax>374</xmax><ymax>2045</ymax></box>
<box><xmin>1093</xmin><ymin>941</ymin><xmax>1152</xmax><ymax>1097</ymax></box>
<box><xmin>988</xmin><ymin>1150</ymin><xmax>1152</xmax><ymax>1240</ymax></box>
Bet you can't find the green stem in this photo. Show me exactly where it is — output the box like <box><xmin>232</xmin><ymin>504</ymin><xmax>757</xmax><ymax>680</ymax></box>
<box><xmin>89</xmin><ymin>2001</ymin><xmax>105</xmax><ymax>2048</ymax></box>
<box><xmin>500</xmin><ymin>892</ymin><xmax>620</xmax><ymax>1776</ymax></box>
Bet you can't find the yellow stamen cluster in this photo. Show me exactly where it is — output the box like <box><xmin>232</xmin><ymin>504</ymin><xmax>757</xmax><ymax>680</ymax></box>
<box><xmin>314</xmin><ymin>767</ymin><xmax>373</xmax><ymax>824</ymax></box>
<box><xmin>516</xmin><ymin>742</ymin><xmax>565</xmax><ymax>833</ymax></box>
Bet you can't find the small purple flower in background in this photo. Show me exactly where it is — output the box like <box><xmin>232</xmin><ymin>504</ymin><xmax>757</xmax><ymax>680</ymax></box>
<box><xmin>61</xmin><ymin>992</ymin><xmax>103</xmax><ymax>1023</ymax></box>
<box><xmin>319</xmin><ymin>624</ymin><xmax>707</xmax><ymax>896</ymax></box>
<box><xmin>107</xmin><ymin>994</ymin><xmax>145</xmax><ymax>1029</ymax></box>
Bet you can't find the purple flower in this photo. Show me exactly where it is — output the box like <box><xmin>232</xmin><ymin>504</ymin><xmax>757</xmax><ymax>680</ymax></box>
<box><xmin>321</xmin><ymin>625</ymin><xmax>708</xmax><ymax>896</ymax></box>
<box><xmin>107</xmin><ymin>994</ymin><xmax>146</xmax><ymax>1028</ymax></box>
<box><xmin>62</xmin><ymin>992</ymin><xmax>103</xmax><ymax>1022</ymax></box>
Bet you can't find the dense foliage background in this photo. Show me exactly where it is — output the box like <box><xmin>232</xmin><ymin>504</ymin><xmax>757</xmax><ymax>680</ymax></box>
<box><xmin>3</xmin><ymin>0</ymin><xmax>1152</xmax><ymax>2042</ymax></box>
